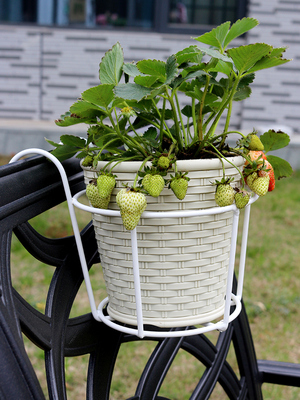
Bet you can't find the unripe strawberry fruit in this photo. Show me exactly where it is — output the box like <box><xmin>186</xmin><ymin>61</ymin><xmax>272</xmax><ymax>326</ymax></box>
<box><xmin>170</xmin><ymin>177</ymin><xmax>189</xmax><ymax>200</ymax></box>
<box><xmin>252</xmin><ymin>176</ymin><xmax>270</xmax><ymax>196</ymax></box>
<box><xmin>157</xmin><ymin>156</ymin><xmax>170</xmax><ymax>170</ymax></box>
<box><xmin>246</xmin><ymin>172</ymin><xmax>258</xmax><ymax>191</ymax></box>
<box><xmin>86</xmin><ymin>181</ymin><xmax>110</xmax><ymax>209</ymax></box>
<box><xmin>215</xmin><ymin>183</ymin><xmax>235</xmax><ymax>207</ymax></box>
<box><xmin>142</xmin><ymin>174</ymin><xmax>165</xmax><ymax>197</ymax></box>
<box><xmin>247</xmin><ymin>134</ymin><xmax>264</xmax><ymax>151</ymax></box>
<box><xmin>234</xmin><ymin>189</ymin><xmax>251</xmax><ymax>209</ymax></box>
<box><xmin>82</xmin><ymin>155</ymin><xmax>94</xmax><ymax>167</ymax></box>
<box><xmin>116</xmin><ymin>188</ymin><xmax>147</xmax><ymax>230</ymax></box>
<box><xmin>97</xmin><ymin>173</ymin><xmax>116</xmax><ymax>198</ymax></box>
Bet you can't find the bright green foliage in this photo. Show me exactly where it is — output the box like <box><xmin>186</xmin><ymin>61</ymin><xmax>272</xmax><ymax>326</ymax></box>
<box><xmin>47</xmin><ymin>17</ymin><xmax>292</xmax><ymax>192</ymax></box>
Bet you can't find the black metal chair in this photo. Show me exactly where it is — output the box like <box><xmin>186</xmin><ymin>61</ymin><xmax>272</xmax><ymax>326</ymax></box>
<box><xmin>0</xmin><ymin>155</ymin><xmax>299</xmax><ymax>399</ymax></box>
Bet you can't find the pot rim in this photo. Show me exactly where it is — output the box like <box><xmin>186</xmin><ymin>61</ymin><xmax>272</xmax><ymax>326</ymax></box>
<box><xmin>81</xmin><ymin>155</ymin><xmax>244</xmax><ymax>173</ymax></box>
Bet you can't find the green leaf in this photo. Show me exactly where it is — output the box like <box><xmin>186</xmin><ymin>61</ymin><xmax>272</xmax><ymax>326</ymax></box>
<box><xmin>142</xmin><ymin>127</ymin><xmax>158</xmax><ymax>147</ymax></box>
<box><xmin>195</xmin><ymin>21</ymin><xmax>231</xmax><ymax>51</ymax></box>
<box><xmin>114</xmin><ymin>83</ymin><xmax>152</xmax><ymax>101</ymax></box>
<box><xmin>270</xmin><ymin>47</ymin><xmax>287</xmax><ymax>57</ymax></box>
<box><xmin>165</xmin><ymin>55</ymin><xmax>178</xmax><ymax>84</ymax></box>
<box><xmin>50</xmin><ymin>145</ymin><xmax>80</xmax><ymax>161</ymax></box>
<box><xmin>210</xmin><ymin>60</ymin><xmax>232</xmax><ymax>76</ymax></box>
<box><xmin>70</xmin><ymin>100</ymin><xmax>106</xmax><ymax>118</ymax></box>
<box><xmin>123</xmin><ymin>63</ymin><xmax>145</xmax><ymax>77</ymax></box>
<box><xmin>227</xmin><ymin>43</ymin><xmax>272</xmax><ymax>74</ymax></box>
<box><xmin>175</xmin><ymin>45</ymin><xmax>202</xmax><ymax>66</ymax></box>
<box><xmin>223</xmin><ymin>18</ymin><xmax>259</xmax><ymax>49</ymax></box>
<box><xmin>181</xmin><ymin>105</ymin><xmax>193</xmax><ymax>118</ymax></box>
<box><xmin>60</xmin><ymin>135</ymin><xmax>86</xmax><ymax>147</ymax></box>
<box><xmin>266</xmin><ymin>155</ymin><xmax>293</xmax><ymax>180</ymax></box>
<box><xmin>246</xmin><ymin>55</ymin><xmax>291</xmax><ymax>74</ymax></box>
<box><xmin>233</xmin><ymin>86</ymin><xmax>251</xmax><ymax>101</ymax></box>
<box><xmin>260</xmin><ymin>130</ymin><xmax>290</xmax><ymax>152</ymax></box>
<box><xmin>134</xmin><ymin>75</ymin><xmax>158</xmax><ymax>87</ymax></box>
<box><xmin>55</xmin><ymin>113</ymin><xmax>90</xmax><ymax>127</ymax></box>
<box><xmin>45</xmin><ymin>138</ymin><xmax>60</xmax><ymax>147</ymax></box>
<box><xmin>136</xmin><ymin>59</ymin><xmax>166</xmax><ymax>81</ymax></box>
<box><xmin>197</xmin><ymin>46</ymin><xmax>233</xmax><ymax>64</ymax></box>
<box><xmin>99</xmin><ymin>42</ymin><xmax>124</xmax><ymax>85</ymax></box>
<box><xmin>81</xmin><ymin>84</ymin><xmax>115</xmax><ymax>108</ymax></box>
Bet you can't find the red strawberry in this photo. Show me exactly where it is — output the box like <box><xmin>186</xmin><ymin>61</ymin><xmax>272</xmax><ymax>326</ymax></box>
<box><xmin>246</xmin><ymin>150</ymin><xmax>267</xmax><ymax>164</ymax></box>
<box><xmin>258</xmin><ymin>160</ymin><xmax>275</xmax><ymax>192</ymax></box>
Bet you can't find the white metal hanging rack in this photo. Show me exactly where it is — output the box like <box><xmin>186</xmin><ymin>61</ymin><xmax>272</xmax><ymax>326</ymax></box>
<box><xmin>10</xmin><ymin>148</ymin><xmax>258</xmax><ymax>339</ymax></box>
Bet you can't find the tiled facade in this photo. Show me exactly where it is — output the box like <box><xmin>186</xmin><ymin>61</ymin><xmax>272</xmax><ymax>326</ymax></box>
<box><xmin>0</xmin><ymin>0</ymin><xmax>300</xmax><ymax>135</ymax></box>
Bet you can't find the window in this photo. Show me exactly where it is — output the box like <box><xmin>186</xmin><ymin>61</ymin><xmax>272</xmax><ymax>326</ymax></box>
<box><xmin>154</xmin><ymin>0</ymin><xmax>248</xmax><ymax>34</ymax></box>
<box><xmin>0</xmin><ymin>0</ymin><xmax>248</xmax><ymax>33</ymax></box>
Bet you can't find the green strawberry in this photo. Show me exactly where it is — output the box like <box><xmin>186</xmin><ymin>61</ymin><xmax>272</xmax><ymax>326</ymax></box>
<box><xmin>86</xmin><ymin>180</ymin><xmax>110</xmax><ymax>209</ymax></box>
<box><xmin>246</xmin><ymin>172</ymin><xmax>258</xmax><ymax>191</ymax></box>
<box><xmin>116</xmin><ymin>188</ymin><xmax>147</xmax><ymax>230</ymax></box>
<box><xmin>214</xmin><ymin>178</ymin><xmax>235</xmax><ymax>207</ymax></box>
<box><xmin>81</xmin><ymin>155</ymin><xmax>94</xmax><ymax>167</ymax></box>
<box><xmin>142</xmin><ymin>174</ymin><xmax>165</xmax><ymax>197</ymax></box>
<box><xmin>97</xmin><ymin>172</ymin><xmax>116</xmax><ymax>198</ymax></box>
<box><xmin>252</xmin><ymin>176</ymin><xmax>270</xmax><ymax>196</ymax></box>
<box><xmin>169</xmin><ymin>173</ymin><xmax>189</xmax><ymax>200</ymax></box>
<box><xmin>234</xmin><ymin>189</ymin><xmax>251</xmax><ymax>209</ymax></box>
<box><xmin>247</xmin><ymin>133</ymin><xmax>264</xmax><ymax>151</ymax></box>
<box><xmin>157</xmin><ymin>155</ymin><xmax>171</xmax><ymax>170</ymax></box>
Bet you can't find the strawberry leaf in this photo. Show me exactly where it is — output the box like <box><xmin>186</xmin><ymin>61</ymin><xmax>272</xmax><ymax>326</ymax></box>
<box><xmin>175</xmin><ymin>45</ymin><xmax>202</xmax><ymax>66</ymax></box>
<box><xmin>223</xmin><ymin>18</ymin><xmax>259</xmax><ymax>49</ymax></box>
<box><xmin>81</xmin><ymin>84</ymin><xmax>115</xmax><ymax>108</ymax></box>
<box><xmin>195</xmin><ymin>21</ymin><xmax>231</xmax><ymax>51</ymax></box>
<box><xmin>50</xmin><ymin>145</ymin><xmax>80</xmax><ymax>161</ymax></box>
<box><xmin>60</xmin><ymin>135</ymin><xmax>86</xmax><ymax>147</ymax></box>
<box><xmin>260</xmin><ymin>130</ymin><xmax>290</xmax><ymax>152</ymax></box>
<box><xmin>165</xmin><ymin>54</ymin><xmax>178</xmax><ymax>84</ymax></box>
<box><xmin>266</xmin><ymin>155</ymin><xmax>293</xmax><ymax>180</ymax></box>
<box><xmin>114</xmin><ymin>83</ymin><xmax>152</xmax><ymax>101</ymax></box>
<box><xmin>123</xmin><ymin>63</ymin><xmax>145</xmax><ymax>77</ymax></box>
<box><xmin>136</xmin><ymin>59</ymin><xmax>166</xmax><ymax>81</ymax></box>
<box><xmin>227</xmin><ymin>43</ymin><xmax>272</xmax><ymax>74</ymax></box>
<box><xmin>99</xmin><ymin>42</ymin><xmax>124</xmax><ymax>85</ymax></box>
<box><xmin>69</xmin><ymin>100</ymin><xmax>106</xmax><ymax>118</ymax></box>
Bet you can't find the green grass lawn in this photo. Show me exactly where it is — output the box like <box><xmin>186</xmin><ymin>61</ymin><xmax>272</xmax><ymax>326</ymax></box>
<box><xmin>3</xmin><ymin>154</ymin><xmax>300</xmax><ymax>399</ymax></box>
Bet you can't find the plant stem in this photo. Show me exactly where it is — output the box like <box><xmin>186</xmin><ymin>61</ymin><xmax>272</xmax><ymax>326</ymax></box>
<box><xmin>206</xmin><ymin>75</ymin><xmax>240</xmax><ymax>138</ymax></box>
<box><xmin>166</xmin><ymin>89</ymin><xmax>182</xmax><ymax>149</ymax></box>
<box><xmin>133</xmin><ymin>155</ymin><xmax>152</xmax><ymax>188</ymax></box>
<box><xmin>151</xmin><ymin>98</ymin><xmax>173</xmax><ymax>138</ymax></box>
<box><xmin>174</xmin><ymin>90</ymin><xmax>188</xmax><ymax>147</ymax></box>
<box><xmin>198</xmin><ymin>74</ymin><xmax>211</xmax><ymax>141</ymax></box>
<box><xmin>209</xmin><ymin>142</ymin><xmax>245</xmax><ymax>183</ymax></box>
<box><xmin>192</xmin><ymin>98</ymin><xmax>197</xmax><ymax>138</ymax></box>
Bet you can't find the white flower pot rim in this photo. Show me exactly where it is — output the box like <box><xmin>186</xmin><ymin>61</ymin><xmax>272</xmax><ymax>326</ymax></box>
<box><xmin>81</xmin><ymin>155</ymin><xmax>244</xmax><ymax>173</ymax></box>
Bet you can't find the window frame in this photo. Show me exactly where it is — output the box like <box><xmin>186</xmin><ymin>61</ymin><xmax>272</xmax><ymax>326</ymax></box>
<box><xmin>153</xmin><ymin>0</ymin><xmax>249</xmax><ymax>35</ymax></box>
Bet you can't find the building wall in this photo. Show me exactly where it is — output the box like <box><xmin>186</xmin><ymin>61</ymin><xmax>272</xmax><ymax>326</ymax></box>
<box><xmin>241</xmin><ymin>0</ymin><xmax>300</xmax><ymax>134</ymax></box>
<box><xmin>0</xmin><ymin>0</ymin><xmax>300</xmax><ymax>136</ymax></box>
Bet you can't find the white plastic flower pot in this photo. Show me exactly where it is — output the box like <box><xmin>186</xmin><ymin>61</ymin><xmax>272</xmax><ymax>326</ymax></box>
<box><xmin>82</xmin><ymin>156</ymin><xmax>245</xmax><ymax>328</ymax></box>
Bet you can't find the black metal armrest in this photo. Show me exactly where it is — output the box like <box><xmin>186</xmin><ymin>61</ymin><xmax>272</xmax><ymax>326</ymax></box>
<box><xmin>258</xmin><ymin>359</ymin><xmax>300</xmax><ymax>387</ymax></box>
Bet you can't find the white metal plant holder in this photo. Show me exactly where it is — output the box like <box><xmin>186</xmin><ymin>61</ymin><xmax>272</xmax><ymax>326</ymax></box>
<box><xmin>10</xmin><ymin>149</ymin><xmax>257</xmax><ymax>339</ymax></box>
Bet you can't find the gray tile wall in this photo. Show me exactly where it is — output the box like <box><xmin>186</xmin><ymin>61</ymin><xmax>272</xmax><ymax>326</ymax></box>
<box><xmin>241</xmin><ymin>0</ymin><xmax>300</xmax><ymax>134</ymax></box>
<box><xmin>1</xmin><ymin>0</ymin><xmax>300</xmax><ymax>137</ymax></box>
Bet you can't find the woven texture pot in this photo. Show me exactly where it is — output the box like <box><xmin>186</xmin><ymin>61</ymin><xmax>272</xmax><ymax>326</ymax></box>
<box><xmin>82</xmin><ymin>156</ymin><xmax>244</xmax><ymax>328</ymax></box>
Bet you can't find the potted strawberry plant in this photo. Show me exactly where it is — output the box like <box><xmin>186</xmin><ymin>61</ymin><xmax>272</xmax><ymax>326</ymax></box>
<box><xmin>47</xmin><ymin>18</ymin><xmax>292</xmax><ymax>328</ymax></box>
